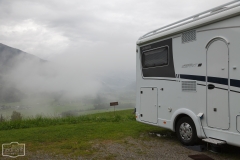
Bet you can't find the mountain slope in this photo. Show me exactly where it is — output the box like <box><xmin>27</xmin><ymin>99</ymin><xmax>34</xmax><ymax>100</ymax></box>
<box><xmin>0</xmin><ymin>43</ymin><xmax>45</xmax><ymax>73</ymax></box>
<box><xmin>0</xmin><ymin>43</ymin><xmax>46</xmax><ymax>102</ymax></box>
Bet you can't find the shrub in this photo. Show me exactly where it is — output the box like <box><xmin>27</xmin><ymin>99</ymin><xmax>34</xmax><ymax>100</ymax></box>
<box><xmin>61</xmin><ymin>111</ymin><xmax>78</xmax><ymax>117</ymax></box>
<box><xmin>11</xmin><ymin>111</ymin><xmax>22</xmax><ymax>121</ymax></box>
<box><xmin>0</xmin><ymin>109</ymin><xmax>134</xmax><ymax>130</ymax></box>
<box><xmin>112</xmin><ymin>115</ymin><xmax>121</xmax><ymax>122</ymax></box>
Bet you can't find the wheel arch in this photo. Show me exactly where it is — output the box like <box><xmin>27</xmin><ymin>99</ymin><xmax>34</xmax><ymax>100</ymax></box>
<box><xmin>171</xmin><ymin>108</ymin><xmax>203</xmax><ymax>138</ymax></box>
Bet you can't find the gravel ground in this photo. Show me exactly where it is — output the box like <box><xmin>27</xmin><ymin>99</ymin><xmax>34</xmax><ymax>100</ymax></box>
<box><xmin>2</xmin><ymin>133</ymin><xmax>240</xmax><ymax>160</ymax></box>
<box><xmin>89</xmin><ymin>136</ymin><xmax>237</xmax><ymax>160</ymax></box>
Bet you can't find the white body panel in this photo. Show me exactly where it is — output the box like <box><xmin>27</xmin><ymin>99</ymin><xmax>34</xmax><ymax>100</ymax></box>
<box><xmin>206</xmin><ymin>40</ymin><xmax>229</xmax><ymax>129</ymax></box>
<box><xmin>136</xmin><ymin>3</ymin><xmax>240</xmax><ymax>147</ymax></box>
<box><xmin>140</xmin><ymin>88</ymin><xmax>158</xmax><ymax>124</ymax></box>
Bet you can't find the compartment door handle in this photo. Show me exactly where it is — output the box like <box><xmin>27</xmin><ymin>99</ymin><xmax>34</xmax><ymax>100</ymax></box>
<box><xmin>208</xmin><ymin>84</ymin><xmax>215</xmax><ymax>90</ymax></box>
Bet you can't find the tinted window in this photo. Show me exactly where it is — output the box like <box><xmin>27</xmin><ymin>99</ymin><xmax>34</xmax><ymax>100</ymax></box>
<box><xmin>142</xmin><ymin>47</ymin><xmax>168</xmax><ymax>68</ymax></box>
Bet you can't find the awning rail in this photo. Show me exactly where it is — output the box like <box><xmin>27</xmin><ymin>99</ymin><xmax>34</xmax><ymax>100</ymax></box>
<box><xmin>139</xmin><ymin>0</ymin><xmax>240</xmax><ymax>40</ymax></box>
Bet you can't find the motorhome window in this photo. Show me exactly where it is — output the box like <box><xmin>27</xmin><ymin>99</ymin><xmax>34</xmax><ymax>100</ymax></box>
<box><xmin>142</xmin><ymin>47</ymin><xmax>168</xmax><ymax>68</ymax></box>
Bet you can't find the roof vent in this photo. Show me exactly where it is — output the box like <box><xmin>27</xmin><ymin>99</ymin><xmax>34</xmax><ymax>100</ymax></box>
<box><xmin>182</xmin><ymin>30</ymin><xmax>196</xmax><ymax>43</ymax></box>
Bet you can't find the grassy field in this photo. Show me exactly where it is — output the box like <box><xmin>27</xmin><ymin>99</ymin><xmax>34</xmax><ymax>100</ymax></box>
<box><xmin>0</xmin><ymin>109</ymin><xmax>166</xmax><ymax>158</ymax></box>
<box><xmin>0</xmin><ymin>98</ymin><xmax>134</xmax><ymax>118</ymax></box>
<box><xmin>0</xmin><ymin>109</ymin><xmax>240</xmax><ymax>159</ymax></box>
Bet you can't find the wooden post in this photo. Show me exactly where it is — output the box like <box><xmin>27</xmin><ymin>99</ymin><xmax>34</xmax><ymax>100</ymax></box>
<box><xmin>110</xmin><ymin>102</ymin><xmax>118</xmax><ymax>116</ymax></box>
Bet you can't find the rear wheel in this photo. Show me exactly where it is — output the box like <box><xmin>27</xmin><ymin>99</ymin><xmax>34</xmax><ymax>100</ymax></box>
<box><xmin>176</xmin><ymin>117</ymin><xmax>199</xmax><ymax>145</ymax></box>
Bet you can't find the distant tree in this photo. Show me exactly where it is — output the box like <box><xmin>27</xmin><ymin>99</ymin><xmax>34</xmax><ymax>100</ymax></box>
<box><xmin>61</xmin><ymin>110</ymin><xmax>78</xmax><ymax>117</ymax></box>
<box><xmin>0</xmin><ymin>114</ymin><xmax>5</xmax><ymax>122</ymax></box>
<box><xmin>11</xmin><ymin>111</ymin><xmax>22</xmax><ymax>121</ymax></box>
<box><xmin>93</xmin><ymin>95</ymin><xmax>109</xmax><ymax>109</ymax></box>
<box><xmin>53</xmin><ymin>90</ymin><xmax>65</xmax><ymax>104</ymax></box>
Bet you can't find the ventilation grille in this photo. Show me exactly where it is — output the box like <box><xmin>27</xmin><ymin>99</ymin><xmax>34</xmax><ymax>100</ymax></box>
<box><xmin>182</xmin><ymin>81</ymin><xmax>196</xmax><ymax>92</ymax></box>
<box><xmin>182</xmin><ymin>30</ymin><xmax>196</xmax><ymax>43</ymax></box>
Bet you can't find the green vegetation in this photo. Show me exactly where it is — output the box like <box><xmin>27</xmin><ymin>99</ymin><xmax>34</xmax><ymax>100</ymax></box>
<box><xmin>0</xmin><ymin>109</ymin><xmax>165</xmax><ymax>157</ymax></box>
<box><xmin>0</xmin><ymin>109</ymin><xmax>240</xmax><ymax>159</ymax></box>
<box><xmin>10</xmin><ymin>111</ymin><xmax>22</xmax><ymax>121</ymax></box>
<box><xmin>0</xmin><ymin>110</ymin><xmax>136</xmax><ymax>130</ymax></box>
<box><xmin>0</xmin><ymin>96</ymin><xmax>135</xmax><ymax>118</ymax></box>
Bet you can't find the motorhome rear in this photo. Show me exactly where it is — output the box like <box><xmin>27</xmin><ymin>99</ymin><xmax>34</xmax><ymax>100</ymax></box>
<box><xmin>135</xmin><ymin>1</ymin><xmax>240</xmax><ymax>147</ymax></box>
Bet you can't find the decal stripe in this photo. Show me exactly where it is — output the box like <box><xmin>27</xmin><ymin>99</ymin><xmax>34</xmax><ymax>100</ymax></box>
<box><xmin>230</xmin><ymin>79</ymin><xmax>240</xmax><ymax>88</ymax></box>
<box><xmin>197</xmin><ymin>83</ymin><xmax>228</xmax><ymax>91</ymax></box>
<box><xmin>180</xmin><ymin>74</ymin><xmax>205</xmax><ymax>82</ymax></box>
<box><xmin>230</xmin><ymin>90</ymin><xmax>240</xmax><ymax>93</ymax></box>
<box><xmin>180</xmin><ymin>74</ymin><xmax>240</xmax><ymax>88</ymax></box>
<box><xmin>214</xmin><ymin>87</ymin><xmax>228</xmax><ymax>91</ymax></box>
<box><xmin>208</xmin><ymin>77</ymin><xmax>228</xmax><ymax>85</ymax></box>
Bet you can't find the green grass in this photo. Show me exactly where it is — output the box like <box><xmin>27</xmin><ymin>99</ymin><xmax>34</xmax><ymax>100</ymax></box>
<box><xmin>0</xmin><ymin>99</ymin><xmax>134</xmax><ymax>118</ymax></box>
<box><xmin>1</xmin><ymin>109</ymin><xmax>239</xmax><ymax>160</ymax></box>
<box><xmin>0</xmin><ymin>109</ymin><xmax>134</xmax><ymax>130</ymax></box>
<box><xmin>0</xmin><ymin>102</ymin><xmax>96</xmax><ymax>118</ymax></box>
<box><xmin>0</xmin><ymin>109</ymin><xmax>165</xmax><ymax>157</ymax></box>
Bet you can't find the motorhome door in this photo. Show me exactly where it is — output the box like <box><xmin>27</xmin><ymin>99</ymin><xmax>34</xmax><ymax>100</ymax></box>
<box><xmin>140</xmin><ymin>87</ymin><xmax>158</xmax><ymax>124</ymax></box>
<box><xmin>206</xmin><ymin>39</ymin><xmax>229</xmax><ymax>129</ymax></box>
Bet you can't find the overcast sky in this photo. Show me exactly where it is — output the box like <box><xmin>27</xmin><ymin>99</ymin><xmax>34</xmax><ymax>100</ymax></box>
<box><xmin>0</xmin><ymin>0</ymin><xmax>231</xmax><ymax>76</ymax></box>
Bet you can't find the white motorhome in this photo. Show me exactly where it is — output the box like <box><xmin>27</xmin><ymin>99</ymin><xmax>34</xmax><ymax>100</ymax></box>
<box><xmin>135</xmin><ymin>1</ymin><xmax>240</xmax><ymax>147</ymax></box>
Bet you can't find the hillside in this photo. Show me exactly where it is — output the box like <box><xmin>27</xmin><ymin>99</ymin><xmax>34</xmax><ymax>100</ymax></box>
<box><xmin>0</xmin><ymin>43</ymin><xmax>135</xmax><ymax>116</ymax></box>
<box><xmin>0</xmin><ymin>43</ymin><xmax>46</xmax><ymax>103</ymax></box>
<box><xmin>0</xmin><ymin>43</ymin><xmax>45</xmax><ymax>74</ymax></box>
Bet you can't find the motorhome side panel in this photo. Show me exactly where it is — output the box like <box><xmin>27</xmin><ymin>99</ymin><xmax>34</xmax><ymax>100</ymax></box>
<box><xmin>136</xmin><ymin>14</ymin><xmax>240</xmax><ymax>147</ymax></box>
<box><xmin>171</xmin><ymin>15</ymin><xmax>240</xmax><ymax>146</ymax></box>
<box><xmin>136</xmin><ymin>38</ymin><xmax>179</xmax><ymax>129</ymax></box>
<box><xmin>198</xmin><ymin>16</ymin><xmax>240</xmax><ymax>146</ymax></box>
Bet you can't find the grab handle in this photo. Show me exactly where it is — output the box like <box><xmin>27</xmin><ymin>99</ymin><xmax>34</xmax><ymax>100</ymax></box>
<box><xmin>208</xmin><ymin>84</ymin><xmax>215</xmax><ymax>90</ymax></box>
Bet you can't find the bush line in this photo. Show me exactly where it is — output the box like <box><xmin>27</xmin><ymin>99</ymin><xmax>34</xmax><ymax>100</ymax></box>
<box><xmin>0</xmin><ymin>112</ymin><xmax>136</xmax><ymax>130</ymax></box>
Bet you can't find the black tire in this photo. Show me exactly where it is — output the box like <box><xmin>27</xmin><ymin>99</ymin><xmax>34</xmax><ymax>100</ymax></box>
<box><xmin>176</xmin><ymin>117</ymin><xmax>199</xmax><ymax>146</ymax></box>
